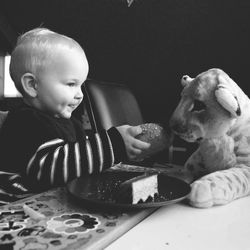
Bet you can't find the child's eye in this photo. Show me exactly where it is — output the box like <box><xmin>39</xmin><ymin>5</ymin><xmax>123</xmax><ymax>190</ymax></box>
<box><xmin>191</xmin><ymin>99</ymin><xmax>206</xmax><ymax>112</ymax></box>
<box><xmin>67</xmin><ymin>82</ymin><xmax>75</xmax><ymax>87</ymax></box>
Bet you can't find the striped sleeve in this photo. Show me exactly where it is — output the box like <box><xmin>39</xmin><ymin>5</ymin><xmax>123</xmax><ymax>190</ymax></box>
<box><xmin>26</xmin><ymin>127</ymin><xmax>127</xmax><ymax>189</ymax></box>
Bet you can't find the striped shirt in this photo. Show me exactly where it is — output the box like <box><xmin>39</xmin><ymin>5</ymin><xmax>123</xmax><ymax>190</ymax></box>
<box><xmin>0</xmin><ymin>103</ymin><xmax>127</xmax><ymax>205</ymax></box>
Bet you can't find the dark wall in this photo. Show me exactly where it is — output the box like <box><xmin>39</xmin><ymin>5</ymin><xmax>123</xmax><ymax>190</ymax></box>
<box><xmin>1</xmin><ymin>0</ymin><xmax>250</xmax><ymax>125</ymax></box>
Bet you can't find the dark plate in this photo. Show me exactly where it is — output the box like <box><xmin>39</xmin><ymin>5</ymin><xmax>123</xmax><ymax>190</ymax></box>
<box><xmin>67</xmin><ymin>172</ymin><xmax>191</xmax><ymax>209</ymax></box>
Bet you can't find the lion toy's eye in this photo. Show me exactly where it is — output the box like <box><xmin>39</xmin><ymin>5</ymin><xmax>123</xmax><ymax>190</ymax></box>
<box><xmin>191</xmin><ymin>99</ymin><xmax>206</xmax><ymax>112</ymax></box>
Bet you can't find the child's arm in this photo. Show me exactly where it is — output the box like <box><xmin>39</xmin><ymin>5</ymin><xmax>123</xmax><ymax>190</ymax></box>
<box><xmin>0</xmin><ymin>108</ymin><xmax>149</xmax><ymax>192</ymax></box>
<box><xmin>26</xmin><ymin>127</ymin><xmax>129</xmax><ymax>189</ymax></box>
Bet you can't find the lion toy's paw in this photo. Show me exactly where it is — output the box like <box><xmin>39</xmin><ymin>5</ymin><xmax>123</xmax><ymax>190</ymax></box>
<box><xmin>189</xmin><ymin>177</ymin><xmax>231</xmax><ymax>208</ymax></box>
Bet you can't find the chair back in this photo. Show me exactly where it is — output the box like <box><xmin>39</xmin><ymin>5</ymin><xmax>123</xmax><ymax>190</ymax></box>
<box><xmin>83</xmin><ymin>79</ymin><xmax>144</xmax><ymax>132</ymax></box>
<box><xmin>0</xmin><ymin>111</ymin><xmax>8</xmax><ymax>131</ymax></box>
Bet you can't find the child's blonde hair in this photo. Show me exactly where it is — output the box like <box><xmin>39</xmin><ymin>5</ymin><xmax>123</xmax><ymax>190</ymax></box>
<box><xmin>10</xmin><ymin>28</ymin><xmax>86</xmax><ymax>95</ymax></box>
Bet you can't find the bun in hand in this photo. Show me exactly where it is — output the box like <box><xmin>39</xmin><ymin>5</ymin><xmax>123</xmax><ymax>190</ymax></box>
<box><xmin>136</xmin><ymin>123</ymin><xmax>170</xmax><ymax>158</ymax></box>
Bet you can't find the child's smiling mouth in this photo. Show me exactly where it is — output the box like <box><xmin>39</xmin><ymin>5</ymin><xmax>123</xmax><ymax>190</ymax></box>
<box><xmin>68</xmin><ymin>103</ymin><xmax>79</xmax><ymax>109</ymax></box>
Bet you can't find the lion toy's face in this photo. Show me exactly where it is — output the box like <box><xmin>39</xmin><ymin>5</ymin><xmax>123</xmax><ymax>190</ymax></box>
<box><xmin>170</xmin><ymin>68</ymin><xmax>242</xmax><ymax>142</ymax></box>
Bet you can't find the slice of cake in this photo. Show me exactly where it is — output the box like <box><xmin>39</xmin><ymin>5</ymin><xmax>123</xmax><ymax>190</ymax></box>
<box><xmin>114</xmin><ymin>173</ymin><xmax>159</xmax><ymax>204</ymax></box>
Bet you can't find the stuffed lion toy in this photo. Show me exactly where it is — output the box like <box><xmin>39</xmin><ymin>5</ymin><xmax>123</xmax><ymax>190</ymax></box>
<box><xmin>170</xmin><ymin>68</ymin><xmax>250</xmax><ymax>208</ymax></box>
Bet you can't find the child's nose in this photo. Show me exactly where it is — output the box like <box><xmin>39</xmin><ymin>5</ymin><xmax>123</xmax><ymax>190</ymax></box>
<box><xmin>75</xmin><ymin>88</ymin><xmax>83</xmax><ymax>99</ymax></box>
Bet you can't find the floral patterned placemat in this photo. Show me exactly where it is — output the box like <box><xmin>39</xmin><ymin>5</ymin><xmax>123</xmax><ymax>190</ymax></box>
<box><xmin>0</xmin><ymin>171</ymin><xmax>156</xmax><ymax>250</ymax></box>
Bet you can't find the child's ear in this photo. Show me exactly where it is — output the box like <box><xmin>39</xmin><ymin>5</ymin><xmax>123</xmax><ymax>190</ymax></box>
<box><xmin>21</xmin><ymin>73</ymin><xmax>38</xmax><ymax>97</ymax></box>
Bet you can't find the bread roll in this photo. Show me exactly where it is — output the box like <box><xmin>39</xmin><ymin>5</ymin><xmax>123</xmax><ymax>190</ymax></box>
<box><xmin>136</xmin><ymin>123</ymin><xmax>170</xmax><ymax>158</ymax></box>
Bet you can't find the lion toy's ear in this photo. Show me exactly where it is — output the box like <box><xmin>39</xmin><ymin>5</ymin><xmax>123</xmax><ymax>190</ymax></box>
<box><xmin>181</xmin><ymin>75</ymin><xmax>194</xmax><ymax>87</ymax></box>
<box><xmin>215</xmin><ymin>75</ymin><xmax>241</xmax><ymax>117</ymax></box>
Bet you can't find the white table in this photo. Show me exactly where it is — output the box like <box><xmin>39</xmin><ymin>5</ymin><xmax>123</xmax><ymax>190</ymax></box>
<box><xmin>106</xmin><ymin>197</ymin><xmax>250</xmax><ymax>250</ymax></box>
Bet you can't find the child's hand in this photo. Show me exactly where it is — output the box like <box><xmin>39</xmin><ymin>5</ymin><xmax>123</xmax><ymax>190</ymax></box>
<box><xmin>116</xmin><ymin>125</ymin><xmax>151</xmax><ymax>161</ymax></box>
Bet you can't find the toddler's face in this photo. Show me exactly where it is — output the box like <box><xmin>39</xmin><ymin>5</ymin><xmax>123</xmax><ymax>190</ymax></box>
<box><xmin>35</xmin><ymin>46</ymin><xmax>88</xmax><ymax>118</ymax></box>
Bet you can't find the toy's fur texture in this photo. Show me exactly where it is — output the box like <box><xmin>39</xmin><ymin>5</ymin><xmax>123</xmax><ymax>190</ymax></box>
<box><xmin>170</xmin><ymin>68</ymin><xmax>250</xmax><ymax>208</ymax></box>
